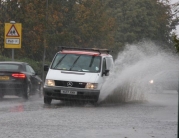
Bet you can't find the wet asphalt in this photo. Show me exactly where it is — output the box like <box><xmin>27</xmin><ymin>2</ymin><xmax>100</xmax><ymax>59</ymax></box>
<box><xmin>0</xmin><ymin>91</ymin><xmax>177</xmax><ymax>138</ymax></box>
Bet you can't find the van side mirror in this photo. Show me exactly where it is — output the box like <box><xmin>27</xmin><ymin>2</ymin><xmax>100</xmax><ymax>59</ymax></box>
<box><xmin>103</xmin><ymin>69</ymin><xmax>109</xmax><ymax>76</ymax></box>
<box><xmin>44</xmin><ymin>65</ymin><xmax>49</xmax><ymax>71</ymax></box>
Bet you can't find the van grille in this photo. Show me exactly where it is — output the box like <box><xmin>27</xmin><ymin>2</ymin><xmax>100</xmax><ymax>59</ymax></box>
<box><xmin>55</xmin><ymin>80</ymin><xmax>86</xmax><ymax>88</ymax></box>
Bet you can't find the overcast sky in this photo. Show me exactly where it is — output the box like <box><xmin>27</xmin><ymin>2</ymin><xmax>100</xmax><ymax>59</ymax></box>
<box><xmin>170</xmin><ymin>0</ymin><xmax>179</xmax><ymax>35</ymax></box>
<box><xmin>170</xmin><ymin>0</ymin><xmax>178</xmax><ymax>4</ymax></box>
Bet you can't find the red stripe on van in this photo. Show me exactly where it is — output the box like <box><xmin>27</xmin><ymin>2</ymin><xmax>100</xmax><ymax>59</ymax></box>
<box><xmin>59</xmin><ymin>50</ymin><xmax>100</xmax><ymax>56</ymax></box>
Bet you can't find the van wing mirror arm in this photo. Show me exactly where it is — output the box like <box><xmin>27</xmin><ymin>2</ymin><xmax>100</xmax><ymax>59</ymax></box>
<box><xmin>44</xmin><ymin>65</ymin><xmax>49</xmax><ymax>71</ymax></box>
<box><xmin>102</xmin><ymin>69</ymin><xmax>109</xmax><ymax>76</ymax></box>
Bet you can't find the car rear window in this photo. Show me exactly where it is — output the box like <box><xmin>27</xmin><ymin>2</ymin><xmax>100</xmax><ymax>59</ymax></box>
<box><xmin>0</xmin><ymin>64</ymin><xmax>21</xmax><ymax>71</ymax></box>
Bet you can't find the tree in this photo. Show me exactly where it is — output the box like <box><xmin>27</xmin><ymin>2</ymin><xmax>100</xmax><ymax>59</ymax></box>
<box><xmin>0</xmin><ymin>0</ymin><xmax>177</xmax><ymax>61</ymax></box>
<box><xmin>72</xmin><ymin>0</ymin><xmax>115</xmax><ymax>48</ymax></box>
<box><xmin>0</xmin><ymin>0</ymin><xmax>116</xmax><ymax>61</ymax></box>
<box><xmin>45</xmin><ymin>0</ymin><xmax>116</xmax><ymax>60</ymax></box>
<box><xmin>106</xmin><ymin>0</ymin><xmax>174</xmax><ymax>47</ymax></box>
<box><xmin>0</xmin><ymin>0</ymin><xmax>22</xmax><ymax>57</ymax></box>
<box><xmin>18</xmin><ymin>0</ymin><xmax>46</xmax><ymax>60</ymax></box>
<box><xmin>173</xmin><ymin>35</ymin><xmax>179</xmax><ymax>52</ymax></box>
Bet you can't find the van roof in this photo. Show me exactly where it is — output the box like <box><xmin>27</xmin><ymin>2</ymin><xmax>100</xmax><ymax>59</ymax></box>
<box><xmin>58</xmin><ymin>47</ymin><xmax>112</xmax><ymax>57</ymax></box>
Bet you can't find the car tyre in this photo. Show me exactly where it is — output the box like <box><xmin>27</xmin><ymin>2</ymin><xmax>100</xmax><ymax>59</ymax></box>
<box><xmin>44</xmin><ymin>97</ymin><xmax>52</xmax><ymax>105</ymax></box>
<box><xmin>23</xmin><ymin>84</ymin><xmax>30</xmax><ymax>100</ymax></box>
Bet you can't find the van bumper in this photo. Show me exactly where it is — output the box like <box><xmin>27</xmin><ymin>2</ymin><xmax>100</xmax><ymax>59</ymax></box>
<box><xmin>43</xmin><ymin>86</ymin><xmax>100</xmax><ymax>102</ymax></box>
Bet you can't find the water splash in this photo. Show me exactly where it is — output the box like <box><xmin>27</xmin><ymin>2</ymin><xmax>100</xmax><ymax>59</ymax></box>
<box><xmin>99</xmin><ymin>40</ymin><xmax>179</xmax><ymax>103</ymax></box>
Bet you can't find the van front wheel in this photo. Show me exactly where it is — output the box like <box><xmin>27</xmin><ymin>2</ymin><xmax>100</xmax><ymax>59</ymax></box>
<box><xmin>44</xmin><ymin>97</ymin><xmax>52</xmax><ymax>105</ymax></box>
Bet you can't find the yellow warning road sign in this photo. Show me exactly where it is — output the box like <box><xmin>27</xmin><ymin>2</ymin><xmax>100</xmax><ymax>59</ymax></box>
<box><xmin>4</xmin><ymin>23</ymin><xmax>22</xmax><ymax>48</ymax></box>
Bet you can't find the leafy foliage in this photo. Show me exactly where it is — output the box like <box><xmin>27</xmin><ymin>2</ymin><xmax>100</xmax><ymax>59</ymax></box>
<box><xmin>173</xmin><ymin>35</ymin><xmax>179</xmax><ymax>52</ymax></box>
<box><xmin>106</xmin><ymin>0</ymin><xmax>173</xmax><ymax>45</ymax></box>
<box><xmin>0</xmin><ymin>55</ymin><xmax>42</xmax><ymax>75</ymax></box>
<box><xmin>0</xmin><ymin>0</ymin><xmax>178</xmax><ymax>62</ymax></box>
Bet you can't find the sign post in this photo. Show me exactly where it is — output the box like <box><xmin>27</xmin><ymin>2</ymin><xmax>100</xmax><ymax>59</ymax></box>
<box><xmin>177</xmin><ymin>76</ymin><xmax>179</xmax><ymax>138</ymax></box>
<box><xmin>4</xmin><ymin>21</ymin><xmax>22</xmax><ymax>60</ymax></box>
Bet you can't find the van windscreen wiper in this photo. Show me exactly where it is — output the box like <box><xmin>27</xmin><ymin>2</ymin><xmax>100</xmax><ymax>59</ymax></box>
<box><xmin>69</xmin><ymin>55</ymin><xmax>81</xmax><ymax>71</ymax></box>
<box><xmin>89</xmin><ymin>56</ymin><xmax>95</xmax><ymax>67</ymax></box>
<box><xmin>53</xmin><ymin>54</ymin><xmax>67</xmax><ymax>69</ymax></box>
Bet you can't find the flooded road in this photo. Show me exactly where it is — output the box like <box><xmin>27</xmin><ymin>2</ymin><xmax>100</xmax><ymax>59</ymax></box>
<box><xmin>0</xmin><ymin>91</ymin><xmax>177</xmax><ymax>138</ymax></box>
<box><xmin>0</xmin><ymin>41</ymin><xmax>178</xmax><ymax>138</ymax></box>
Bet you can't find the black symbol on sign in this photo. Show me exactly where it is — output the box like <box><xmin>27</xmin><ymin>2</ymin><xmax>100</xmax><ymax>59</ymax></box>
<box><xmin>10</xmin><ymin>30</ymin><xmax>16</xmax><ymax>35</ymax></box>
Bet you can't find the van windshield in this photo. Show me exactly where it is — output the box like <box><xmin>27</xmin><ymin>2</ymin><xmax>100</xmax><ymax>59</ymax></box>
<box><xmin>51</xmin><ymin>53</ymin><xmax>101</xmax><ymax>72</ymax></box>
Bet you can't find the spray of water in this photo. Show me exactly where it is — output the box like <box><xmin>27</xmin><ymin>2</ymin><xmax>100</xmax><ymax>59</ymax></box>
<box><xmin>99</xmin><ymin>40</ymin><xmax>179</xmax><ymax>103</ymax></box>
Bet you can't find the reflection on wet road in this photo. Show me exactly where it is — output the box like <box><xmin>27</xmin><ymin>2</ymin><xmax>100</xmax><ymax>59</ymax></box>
<box><xmin>0</xmin><ymin>91</ymin><xmax>177</xmax><ymax>138</ymax></box>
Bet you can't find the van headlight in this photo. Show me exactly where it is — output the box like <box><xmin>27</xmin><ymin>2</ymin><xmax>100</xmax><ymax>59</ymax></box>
<box><xmin>85</xmin><ymin>83</ymin><xmax>98</xmax><ymax>89</ymax></box>
<box><xmin>45</xmin><ymin>79</ymin><xmax>55</xmax><ymax>86</ymax></box>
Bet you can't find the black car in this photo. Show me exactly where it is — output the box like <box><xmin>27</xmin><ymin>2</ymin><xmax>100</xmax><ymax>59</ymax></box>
<box><xmin>0</xmin><ymin>61</ymin><xmax>42</xmax><ymax>99</ymax></box>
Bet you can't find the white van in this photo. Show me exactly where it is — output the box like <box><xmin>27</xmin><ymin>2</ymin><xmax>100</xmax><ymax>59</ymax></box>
<box><xmin>43</xmin><ymin>47</ymin><xmax>113</xmax><ymax>104</ymax></box>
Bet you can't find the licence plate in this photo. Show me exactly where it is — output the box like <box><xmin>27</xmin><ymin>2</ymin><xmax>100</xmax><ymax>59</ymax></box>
<box><xmin>61</xmin><ymin>90</ymin><xmax>77</xmax><ymax>95</ymax></box>
<box><xmin>0</xmin><ymin>76</ymin><xmax>10</xmax><ymax>80</ymax></box>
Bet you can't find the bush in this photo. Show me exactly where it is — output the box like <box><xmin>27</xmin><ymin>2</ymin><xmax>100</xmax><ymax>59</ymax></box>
<box><xmin>0</xmin><ymin>55</ymin><xmax>43</xmax><ymax>77</ymax></box>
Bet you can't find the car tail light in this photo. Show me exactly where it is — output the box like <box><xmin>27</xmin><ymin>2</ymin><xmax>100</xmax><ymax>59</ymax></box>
<box><xmin>12</xmin><ymin>73</ymin><xmax>26</xmax><ymax>78</ymax></box>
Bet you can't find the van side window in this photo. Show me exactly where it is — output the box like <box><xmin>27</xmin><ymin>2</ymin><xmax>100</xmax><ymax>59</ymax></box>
<box><xmin>102</xmin><ymin>58</ymin><xmax>107</xmax><ymax>75</ymax></box>
<box><xmin>106</xmin><ymin>57</ymin><xmax>114</xmax><ymax>70</ymax></box>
